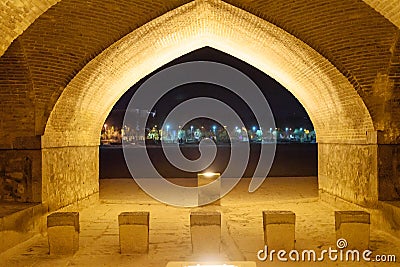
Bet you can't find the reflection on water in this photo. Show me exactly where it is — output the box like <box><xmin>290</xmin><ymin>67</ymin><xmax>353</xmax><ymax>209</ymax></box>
<box><xmin>100</xmin><ymin>143</ymin><xmax>317</xmax><ymax>178</ymax></box>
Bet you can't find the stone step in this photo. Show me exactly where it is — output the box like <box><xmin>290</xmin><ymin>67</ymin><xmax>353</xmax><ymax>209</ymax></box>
<box><xmin>0</xmin><ymin>202</ymin><xmax>45</xmax><ymax>253</ymax></box>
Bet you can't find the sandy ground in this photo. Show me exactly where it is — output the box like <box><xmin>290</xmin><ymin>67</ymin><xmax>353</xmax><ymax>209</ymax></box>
<box><xmin>0</xmin><ymin>177</ymin><xmax>399</xmax><ymax>266</ymax></box>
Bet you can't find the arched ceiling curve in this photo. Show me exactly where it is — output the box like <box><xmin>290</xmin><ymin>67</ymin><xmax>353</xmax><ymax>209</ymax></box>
<box><xmin>0</xmin><ymin>0</ymin><xmax>399</xmax><ymax>139</ymax></box>
<box><xmin>0</xmin><ymin>0</ymin><xmax>399</xmax><ymax>58</ymax></box>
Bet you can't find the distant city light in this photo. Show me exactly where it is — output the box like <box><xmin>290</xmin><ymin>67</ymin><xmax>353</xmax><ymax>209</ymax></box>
<box><xmin>100</xmin><ymin>120</ymin><xmax>315</xmax><ymax>145</ymax></box>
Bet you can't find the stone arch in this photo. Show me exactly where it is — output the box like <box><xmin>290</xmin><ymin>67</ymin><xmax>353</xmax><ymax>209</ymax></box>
<box><xmin>41</xmin><ymin>0</ymin><xmax>377</xmax><ymax>210</ymax></box>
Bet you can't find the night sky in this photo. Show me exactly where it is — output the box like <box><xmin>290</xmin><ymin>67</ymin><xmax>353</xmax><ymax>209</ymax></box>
<box><xmin>106</xmin><ymin>47</ymin><xmax>313</xmax><ymax>131</ymax></box>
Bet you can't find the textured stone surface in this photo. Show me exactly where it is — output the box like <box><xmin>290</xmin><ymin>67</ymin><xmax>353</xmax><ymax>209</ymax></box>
<box><xmin>48</xmin><ymin>225</ymin><xmax>79</xmax><ymax>255</ymax></box>
<box><xmin>0</xmin><ymin>0</ymin><xmax>61</xmax><ymax>57</ymax></box>
<box><xmin>0</xmin><ymin>149</ymin><xmax>41</xmax><ymax>202</ymax></box>
<box><xmin>47</xmin><ymin>212</ymin><xmax>79</xmax><ymax>255</ymax></box>
<box><xmin>335</xmin><ymin>211</ymin><xmax>371</xmax><ymax>229</ymax></box>
<box><xmin>263</xmin><ymin>210</ymin><xmax>295</xmax><ymax>225</ymax></box>
<box><xmin>0</xmin><ymin>202</ymin><xmax>45</xmax><ymax>253</ymax></box>
<box><xmin>42</xmin><ymin>146</ymin><xmax>98</xmax><ymax>211</ymax></box>
<box><xmin>318</xmin><ymin>143</ymin><xmax>378</xmax><ymax>205</ymax></box>
<box><xmin>263</xmin><ymin>211</ymin><xmax>295</xmax><ymax>250</ymax></box>
<box><xmin>190</xmin><ymin>211</ymin><xmax>221</xmax><ymax>255</ymax></box>
<box><xmin>335</xmin><ymin>211</ymin><xmax>370</xmax><ymax>250</ymax></box>
<box><xmin>47</xmin><ymin>212</ymin><xmax>79</xmax><ymax>231</ymax></box>
<box><xmin>118</xmin><ymin>212</ymin><xmax>149</xmax><ymax>226</ymax></box>
<box><xmin>118</xmin><ymin>212</ymin><xmax>149</xmax><ymax>255</ymax></box>
<box><xmin>378</xmin><ymin>145</ymin><xmax>400</xmax><ymax>201</ymax></box>
<box><xmin>190</xmin><ymin>211</ymin><xmax>221</xmax><ymax>226</ymax></box>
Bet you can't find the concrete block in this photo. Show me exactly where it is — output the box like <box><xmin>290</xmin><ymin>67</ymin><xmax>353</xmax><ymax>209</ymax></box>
<box><xmin>263</xmin><ymin>211</ymin><xmax>295</xmax><ymax>250</ymax></box>
<box><xmin>47</xmin><ymin>212</ymin><xmax>79</xmax><ymax>255</ymax></box>
<box><xmin>197</xmin><ymin>172</ymin><xmax>221</xmax><ymax>205</ymax></box>
<box><xmin>190</xmin><ymin>211</ymin><xmax>221</xmax><ymax>255</ymax></box>
<box><xmin>118</xmin><ymin>212</ymin><xmax>149</xmax><ymax>254</ymax></box>
<box><xmin>335</xmin><ymin>211</ymin><xmax>370</xmax><ymax>250</ymax></box>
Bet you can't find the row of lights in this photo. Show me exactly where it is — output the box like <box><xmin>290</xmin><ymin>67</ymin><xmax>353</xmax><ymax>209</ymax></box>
<box><xmin>105</xmin><ymin>124</ymin><xmax>310</xmax><ymax>133</ymax></box>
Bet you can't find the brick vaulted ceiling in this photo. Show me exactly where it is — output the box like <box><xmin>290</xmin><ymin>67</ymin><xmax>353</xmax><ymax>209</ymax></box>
<box><xmin>0</xmin><ymin>0</ymin><xmax>399</xmax><ymax>143</ymax></box>
<box><xmin>0</xmin><ymin>0</ymin><xmax>399</xmax><ymax>59</ymax></box>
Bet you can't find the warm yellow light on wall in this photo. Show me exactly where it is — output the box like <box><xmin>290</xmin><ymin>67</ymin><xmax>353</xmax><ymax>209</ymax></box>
<box><xmin>43</xmin><ymin>0</ymin><xmax>374</xmax><ymax>149</ymax></box>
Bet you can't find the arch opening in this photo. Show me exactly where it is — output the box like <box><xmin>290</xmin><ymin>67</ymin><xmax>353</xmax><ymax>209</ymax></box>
<box><xmin>41</xmin><ymin>0</ymin><xmax>376</xmax><ymax>210</ymax></box>
<box><xmin>99</xmin><ymin>47</ymin><xmax>317</xmax><ymax>181</ymax></box>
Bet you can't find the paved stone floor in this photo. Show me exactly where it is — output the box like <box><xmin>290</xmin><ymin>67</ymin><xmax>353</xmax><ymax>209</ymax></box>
<box><xmin>0</xmin><ymin>177</ymin><xmax>399</xmax><ymax>266</ymax></box>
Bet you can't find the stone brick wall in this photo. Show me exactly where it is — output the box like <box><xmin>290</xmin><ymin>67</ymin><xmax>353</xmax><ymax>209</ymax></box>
<box><xmin>0</xmin><ymin>149</ymin><xmax>41</xmax><ymax>202</ymax></box>
<box><xmin>0</xmin><ymin>40</ymin><xmax>36</xmax><ymax>148</ymax></box>
<box><xmin>319</xmin><ymin>143</ymin><xmax>378</xmax><ymax>205</ymax></box>
<box><xmin>378</xmin><ymin>145</ymin><xmax>400</xmax><ymax>200</ymax></box>
<box><xmin>0</xmin><ymin>0</ymin><xmax>60</xmax><ymax>57</ymax></box>
<box><xmin>42</xmin><ymin>146</ymin><xmax>98</xmax><ymax>211</ymax></box>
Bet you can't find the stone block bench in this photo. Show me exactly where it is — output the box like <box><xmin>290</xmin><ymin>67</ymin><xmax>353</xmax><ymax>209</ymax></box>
<box><xmin>118</xmin><ymin>211</ymin><xmax>149</xmax><ymax>254</ymax></box>
<box><xmin>262</xmin><ymin>210</ymin><xmax>295</xmax><ymax>250</ymax></box>
<box><xmin>190</xmin><ymin>211</ymin><xmax>221</xmax><ymax>255</ymax></box>
<box><xmin>47</xmin><ymin>212</ymin><xmax>79</xmax><ymax>255</ymax></box>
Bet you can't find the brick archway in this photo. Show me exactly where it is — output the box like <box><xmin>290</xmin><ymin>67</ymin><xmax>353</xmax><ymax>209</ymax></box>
<box><xmin>40</xmin><ymin>0</ymin><xmax>378</xmax><ymax>210</ymax></box>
